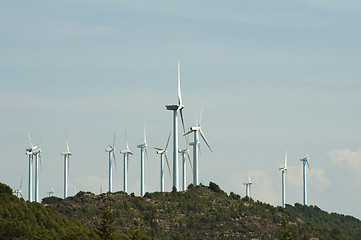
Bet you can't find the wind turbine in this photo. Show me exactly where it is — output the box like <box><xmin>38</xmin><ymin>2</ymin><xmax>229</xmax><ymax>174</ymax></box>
<box><xmin>105</xmin><ymin>132</ymin><xmax>117</xmax><ymax>193</ymax></box>
<box><xmin>279</xmin><ymin>151</ymin><xmax>288</xmax><ymax>208</ymax></box>
<box><xmin>155</xmin><ymin>131</ymin><xmax>171</xmax><ymax>192</ymax></box>
<box><xmin>300</xmin><ymin>146</ymin><xmax>310</xmax><ymax>206</ymax></box>
<box><xmin>184</xmin><ymin>108</ymin><xmax>213</xmax><ymax>186</ymax></box>
<box><xmin>14</xmin><ymin>176</ymin><xmax>24</xmax><ymax>198</ymax></box>
<box><xmin>26</xmin><ymin>132</ymin><xmax>41</xmax><ymax>202</ymax></box>
<box><xmin>178</xmin><ymin>148</ymin><xmax>190</xmax><ymax>191</ymax></box>
<box><xmin>137</xmin><ymin>127</ymin><xmax>148</xmax><ymax>196</ymax></box>
<box><xmin>166</xmin><ymin>62</ymin><xmax>186</xmax><ymax>191</ymax></box>
<box><xmin>120</xmin><ymin>130</ymin><xmax>133</xmax><ymax>193</ymax></box>
<box><xmin>243</xmin><ymin>175</ymin><xmax>252</xmax><ymax>198</ymax></box>
<box><xmin>61</xmin><ymin>139</ymin><xmax>71</xmax><ymax>199</ymax></box>
<box><xmin>47</xmin><ymin>187</ymin><xmax>54</xmax><ymax>197</ymax></box>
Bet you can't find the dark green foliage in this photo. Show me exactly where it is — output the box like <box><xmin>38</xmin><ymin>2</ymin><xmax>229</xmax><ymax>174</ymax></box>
<box><xmin>208</xmin><ymin>182</ymin><xmax>221</xmax><ymax>193</ymax></box>
<box><xmin>42</xmin><ymin>196</ymin><xmax>63</xmax><ymax>204</ymax></box>
<box><xmin>96</xmin><ymin>195</ymin><xmax>116</xmax><ymax>240</ymax></box>
<box><xmin>0</xmin><ymin>184</ymin><xmax>99</xmax><ymax>240</ymax></box>
<box><xmin>3</xmin><ymin>182</ymin><xmax>361</xmax><ymax>240</ymax></box>
<box><xmin>0</xmin><ymin>183</ymin><xmax>13</xmax><ymax>195</ymax></box>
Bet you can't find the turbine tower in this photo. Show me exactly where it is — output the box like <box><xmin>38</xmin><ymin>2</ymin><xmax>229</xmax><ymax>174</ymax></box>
<box><xmin>155</xmin><ymin>131</ymin><xmax>171</xmax><ymax>192</ymax></box>
<box><xmin>279</xmin><ymin>151</ymin><xmax>288</xmax><ymax>208</ymax></box>
<box><xmin>105</xmin><ymin>133</ymin><xmax>117</xmax><ymax>193</ymax></box>
<box><xmin>137</xmin><ymin>127</ymin><xmax>148</xmax><ymax>196</ymax></box>
<box><xmin>120</xmin><ymin>130</ymin><xmax>133</xmax><ymax>193</ymax></box>
<box><xmin>166</xmin><ymin>62</ymin><xmax>185</xmax><ymax>191</ymax></box>
<box><xmin>184</xmin><ymin>109</ymin><xmax>213</xmax><ymax>186</ymax></box>
<box><xmin>61</xmin><ymin>139</ymin><xmax>71</xmax><ymax>199</ymax></box>
<box><xmin>243</xmin><ymin>175</ymin><xmax>252</xmax><ymax>197</ymax></box>
<box><xmin>300</xmin><ymin>148</ymin><xmax>310</xmax><ymax>206</ymax></box>
<box><xmin>26</xmin><ymin>132</ymin><xmax>37</xmax><ymax>201</ymax></box>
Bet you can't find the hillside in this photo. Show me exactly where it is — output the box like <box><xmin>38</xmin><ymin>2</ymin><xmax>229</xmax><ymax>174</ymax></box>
<box><xmin>0</xmin><ymin>183</ymin><xmax>98</xmax><ymax>240</ymax></box>
<box><xmin>42</xmin><ymin>182</ymin><xmax>361</xmax><ymax>239</ymax></box>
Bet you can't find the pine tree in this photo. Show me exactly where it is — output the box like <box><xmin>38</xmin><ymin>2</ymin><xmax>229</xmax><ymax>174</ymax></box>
<box><xmin>96</xmin><ymin>195</ymin><xmax>116</xmax><ymax>240</ymax></box>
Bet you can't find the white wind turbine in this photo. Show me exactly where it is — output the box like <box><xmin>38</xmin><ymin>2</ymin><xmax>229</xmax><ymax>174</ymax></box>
<box><xmin>279</xmin><ymin>151</ymin><xmax>288</xmax><ymax>208</ymax></box>
<box><xmin>47</xmin><ymin>187</ymin><xmax>54</xmax><ymax>197</ymax></box>
<box><xmin>26</xmin><ymin>132</ymin><xmax>36</xmax><ymax>202</ymax></box>
<box><xmin>14</xmin><ymin>176</ymin><xmax>24</xmax><ymax>198</ymax></box>
<box><xmin>166</xmin><ymin>62</ymin><xmax>186</xmax><ymax>191</ymax></box>
<box><xmin>105</xmin><ymin>133</ymin><xmax>117</xmax><ymax>193</ymax></box>
<box><xmin>300</xmin><ymin>146</ymin><xmax>310</xmax><ymax>206</ymax></box>
<box><xmin>179</xmin><ymin>148</ymin><xmax>191</xmax><ymax>191</ymax></box>
<box><xmin>61</xmin><ymin>139</ymin><xmax>71</xmax><ymax>199</ymax></box>
<box><xmin>137</xmin><ymin>127</ymin><xmax>149</xmax><ymax>196</ymax></box>
<box><xmin>184</xmin><ymin>109</ymin><xmax>213</xmax><ymax>186</ymax></box>
<box><xmin>26</xmin><ymin>132</ymin><xmax>42</xmax><ymax>202</ymax></box>
<box><xmin>155</xmin><ymin>131</ymin><xmax>172</xmax><ymax>192</ymax></box>
<box><xmin>120</xmin><ymin>130</ymin><xmax>133</xmax><ymax>193</ymax></box>
<box><xmin>243</xmin><ymin>175</ymin><xmax>252</xmax><ymax>198</ymax></box>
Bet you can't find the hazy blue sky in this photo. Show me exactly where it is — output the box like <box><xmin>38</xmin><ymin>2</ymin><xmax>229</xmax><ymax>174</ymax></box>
<box><xmin>1</xmin><ymin>1</ymin><xmax>361</xmax><ymax>219</ymax></box>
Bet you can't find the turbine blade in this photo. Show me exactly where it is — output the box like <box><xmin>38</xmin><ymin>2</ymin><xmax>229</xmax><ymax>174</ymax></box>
<box><xmin>125</xmin><ymin>129</ymin><xmax>129</xmax><ymax>150</ymax></box>
<box><xmin>198</xmin><ymin>144</ymin><xmax>203</xmax><ymax>161</ymax></box>
<box><xmin>19</xmin><ymin>176</ymin><xmax>23</xmax><ymax>189</ymax></box>
<box><xmin>165</xmin><ymin>130</ymin><xmax>171</xmax><ymax>150</ymax></box>
<box><xmin>285</xmin><ymin>151</ymin><xmax>288</xmax><ymax>169</ymax></box>
<box><xmin>67</xmin><ymin>141</ymin><xmax>70</xmax><ymax>153</ymax></box>
<box><xmin>199</xmin><ymin>103</ymin><xmax>203</xmax><ymax>126</ymax></box>
<box><xmin>186</xmin><ymin>151</ymin><xmax>193</xmax><ymax>170</ymax></box>
<box><xmin>39</xmin><ymin>153</ymin><xmax>43</xmax><ymax>172</ymax></box>
<box><xmin>179</xmin><ymin>109</ymin><xmax>186</xmax><ymax>134</ymax></box>
<box><xmin>154</xmin><ymin>147</ymin><xmax>163</xmax><ymax>151</ymax></box>
<box><xmin>28</xmin><ymin>132</ymin><xmax>33</xmax><ymax>148</ymax></box>
<box><xmin>67</xmin><ymin>156</ymin><xmax>70</xmax><ymax>172</ymax></box>
<box><xmin>199</xmin><ymin>129</ymin><xmax>213</xmax><ymax>152</ymax></box>
<box><xmin>143</xmin><ymin>126</ymin><xmax>146</xmax><ymax>144</ymax></box>
<box><xmin>164</xmin><ymin>153</ymin><xmax>171</xmax><ymax>177</ymax></box>
<box><xmin>113</xmin><ymin>131</ymin><xmax>116</xmax><ymax>148</ymax></box>
<box><xmin>127</xmin><ymin>154</ymin><xmax>129</xmax><ymax>173</ymax></box>
<box><xmin>177</xmin><ymin>61</ymin><xmax>182</xmax><ymax>106</ymax></box>
<box><xmin>306</xmin><ymin>160</ymin><xmax>311</xmax><ymax>174</ymax></box>
<box><xmin>184</xmin><ymin>129</ymin><xmax>194</xmax><ymax>136</ymax></box>
<box><xmin>145</xmin><ymin>148</ymin><xmax>149</xmax><ymax>161</ymax></box>
<box><xmin>113</xmin><ymin>151</ymin><xmax>117</xmax><ymax>170</ymax></box>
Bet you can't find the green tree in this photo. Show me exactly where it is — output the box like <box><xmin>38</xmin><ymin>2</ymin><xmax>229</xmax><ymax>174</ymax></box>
<box><xmin>96</xmin><ymin>195</ymin><xmax>116</xmax><ymax>240</ymax></box>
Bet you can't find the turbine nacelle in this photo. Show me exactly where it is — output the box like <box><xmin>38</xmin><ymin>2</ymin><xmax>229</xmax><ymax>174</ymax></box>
<box><xmin>178</xmin><ymin>149</ymin><xmax>189</xmax><ymax>154</ymax></box>
<box><xmin>120</xmin><ymin>149</ymin><xmax>133</xmax><ymax>155</ymax></box>
<box><xmin>105</xmin><ymin>147</ymin><xmax>114</xmax><ymax>152</ymax></box>
<box><xmin>137</xmin><ymin>143</ymin><xmax>147</xmax><ymax>149</ymax></box>
<box><xmin>61</xmin><ymin>151</ymin><xmax>72</xmax><ymax>156</ymax></box>
<box><xmin>155</xmin><ymin>147</ymin><xmax>166</xmax><ymax>155</ymax></box>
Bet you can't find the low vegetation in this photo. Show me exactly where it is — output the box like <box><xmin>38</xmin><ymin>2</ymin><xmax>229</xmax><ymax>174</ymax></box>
<box><xmin>1</xmin><ymin>182</ymin><xmax>361</xmax><ymax>239</ymax></box>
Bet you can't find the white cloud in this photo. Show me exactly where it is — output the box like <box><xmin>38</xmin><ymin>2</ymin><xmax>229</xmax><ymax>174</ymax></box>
<box><xmin>328</xmin><ymin>148</ymin><xmax>361</xmax><ymax>171</ymax></box>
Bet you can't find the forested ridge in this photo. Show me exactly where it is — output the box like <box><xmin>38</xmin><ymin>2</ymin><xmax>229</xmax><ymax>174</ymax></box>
<box><xmin>1</xmin><ymin>182</ymin><xmax>361</xmax><ymax>239</ymax></box>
